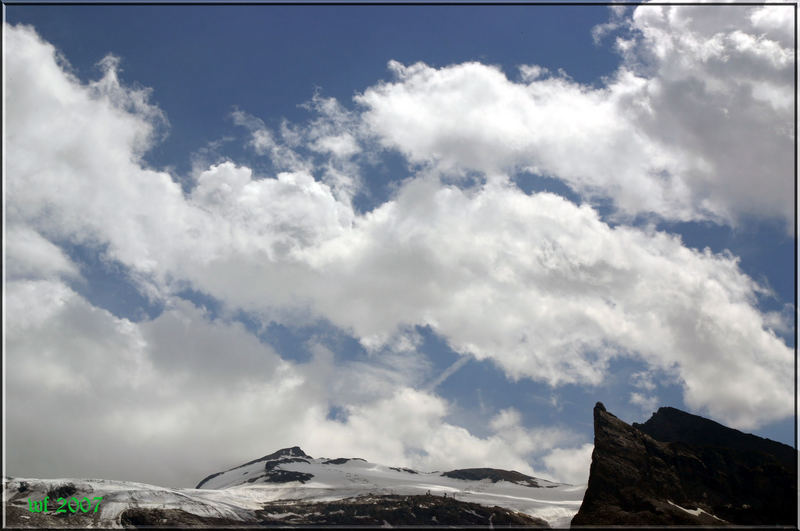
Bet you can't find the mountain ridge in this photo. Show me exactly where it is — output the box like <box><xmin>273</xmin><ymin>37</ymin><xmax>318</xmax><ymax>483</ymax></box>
<box><xmin>571</xmin><ymin>402</ymin><xmax>797</xmax><ymax>526</ymax></box>
<box><xmin>634</xmin><ymin>406</ymin><xmax>795</xmax><ymax>468</ymax></box>
<box><xmin>195</xmin><ymin>445</ymin><xmax>566</xmax><ymax>491</ymax></box>
<box><xmin>7</xmin><ymin>402</ymin><xmax>790</xmax><ymax>527</ymax></box>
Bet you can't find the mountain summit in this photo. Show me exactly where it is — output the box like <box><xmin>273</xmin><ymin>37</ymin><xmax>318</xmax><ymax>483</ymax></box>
<box><xmin>634</xmin><ymin>406</ymin><xmax>795</xmax><ymax>467</ymax></box>
<box><xmin>195</xmin><ymin>446</ymin><xmax>567</xmax><ymax>491</ymax></box>
<box><xmin>196</xmin><ymin>446</ymin><xmax>313</xmax><ymax>489</ymax></box>
<box><xmin>571</xmin><ymin>402</ymin><xmax>796</xmax><ymax>526</ymax></box>
<box><xmin>192</xmin><ymin>447</ymin><xmax>581</xmax><ymax>526</ymax></box>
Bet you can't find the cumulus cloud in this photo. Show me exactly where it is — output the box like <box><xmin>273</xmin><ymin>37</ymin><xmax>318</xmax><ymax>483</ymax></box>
<box><xmin>301</xmin><ymin>176</ymin><xmax>791</xmax><ymax>428</ymax></box>
<box><xmin>619</xmin><ymin>4</ymin><xmax>794</xmax><ymax>228</ymax></box>
<box><xmin>5</xmin><ymin>225</ymin><xmax>81</xmax><ymax>281</ymax></box>
<box><xmin>3</xmin><ymin>12</ymin><xmax>794</xmax><ymax>489</ymax></box>
<box><xmin>5</xmin><ymin>274</ymin><xmax>576</xmax><ymax>486</ymax></box>
<box><xmin>6</xmin><ymin>21</ymin><xmax>793</xmax><ymax>437</ymax></box>
<box><xmin>306</xmin><ymin>392</ymin><xmax>576</xmax><ymax>476</ymax></box>
<box><xmin>356</xmin><ymin>4</ymin><xmax>794</xmax><ymax>229</ymax></box>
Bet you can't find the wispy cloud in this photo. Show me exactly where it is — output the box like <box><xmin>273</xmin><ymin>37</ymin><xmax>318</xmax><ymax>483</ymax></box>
<box><xmin>425</xmin><ymin>355</ymin><xmax>471</xmax><ymax>391</ymax></box>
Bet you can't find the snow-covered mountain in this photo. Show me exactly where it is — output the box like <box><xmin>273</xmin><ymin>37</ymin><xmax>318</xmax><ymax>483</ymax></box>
<box><xmin>4</xmin><ymin>447</ymin><xmax>586</xmax><ymax>527</ymax></box>
<box><xmin>193</xmin><ymin>446</ymin><xmax>584</xmax><ymax>526</ymax></box>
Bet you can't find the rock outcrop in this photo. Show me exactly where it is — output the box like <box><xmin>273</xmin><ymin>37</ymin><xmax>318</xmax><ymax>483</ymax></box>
<box><xmin>441</xmin><ymin>468</ymin><xmax>548</xmax><ymax>488</ymax></box>
<box><xmin>571</xmin><ymin>402</ymin><xmax>797</xmax><ymax>526</ymax></box>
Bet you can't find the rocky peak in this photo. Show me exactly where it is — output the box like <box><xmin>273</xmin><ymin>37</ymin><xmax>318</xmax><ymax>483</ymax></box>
<box><xmin>235</xmin><ymin>446</ymin><xmax>311</xmax><ymax>469</ymax></box>
<box><xmin>633</xmin><ymin>407</ymin><xmax>794</xmax><ymax>467</ymax></box>
<box><xmin>571</xmin><ymin>403</ymin><xmax>797</xmax><ymax>526</ymax></box>
<box><xmin>195</xmin><ymin>447</ymin><xmax>312</xmax><ymax>488</ymax></box>
<box><xmin>440</xmin><ymin>468</ymin><xmax>546</xmax><ymax>488</ymax></box>
<box><xmin>267</xmin><ymin>446</ymin><xmax>310</xmax><ymax>460</ymax></box>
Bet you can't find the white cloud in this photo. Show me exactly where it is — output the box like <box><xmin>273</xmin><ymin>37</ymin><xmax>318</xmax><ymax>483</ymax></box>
<box><xmin>630</xmin><ymin>370</ymin><xmax>656</xmax><ymax>392</ymax></box>
<box><xmin>5</xmin><ymin>25</ymin><xmax>197</xmax><ymax>286</ymax></box>
<box><xmin>6</xmin><ymin>22</ymin><xmax>793</xmax><ymax>431</ymax></box>
<box><xmin>5</xmin><ymin>275</ymin><xmax>577</xmax><ymax>486</ymax></box>
<box><xmin>5</xmin><ymin>225</ymin><xmax>81</xmax><ymax>281</ymax></box>
<box><xmin>5</xmin><ymin>277</ymin><xmax>310</xmax><ymax>486</ymax></box>
<box><xmin>762</xmin><ymin>304</ymin><xmax>794</xmax><ymax>335</ymax></box>
<box><xmin>232</xmin><ymin>93</ymin><xmax>363</xmax><ymax>201</ymax></box>
<box><xmin>541</xmin><ymin>444</ymin><xmax>594</xmax><ymax>485</ymax></box>
<box><xmin>300</xmin><ymin>176</ymin><xmax>791</xmax><ymax>429</ymax></box>
<box><xmin>620</xmin><ymin>4</ymin><xmax>794</xmax><ymax>228</ymax></box>
<box><xmin>190</xmin><ymin>161</ymin><xmax>354</xmax><ymax>258</ymax></box>
<box><xmin>355</xmin><ymin>4</ymin><xmax>793</xmax><ymax>229</ymax></box>
<box><xmin>231</xmin><ymin>109</ymin><xmax>311</xmax><ymax>172</ymax></box>
<box><xmin>750</xmin><ymin>5</ymin><xmax>794</xmax><ymax>41</ymax></box>
<box><xmin>313</xmin><ymin>395</ymin><xmax>575</xmax><ymax>476</ymax></box>
<box><xmin>355</xmin><ymin>60</ymin><xmax>699</xmax><ymax>222</ymax></box>
<box><xmin>425</xmin><ymin>355</ymin><xmax>471</xmax><ymax>391</ymax></box>
<box><xmin>591</xmin><ymin>5</ymin><xmax>628</xmax><ymax>45</ymax></box>
<box><xmin>312</xmin><ymin>133</ymin><xmax>360</xmax><ymax>158</ymax></box>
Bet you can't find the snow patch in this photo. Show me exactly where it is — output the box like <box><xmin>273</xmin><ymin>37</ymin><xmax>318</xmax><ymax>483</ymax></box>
<box><xmin>667</xmin><ymin>500</ymin><xmax>726</xmax><ymax>522</ymax></box>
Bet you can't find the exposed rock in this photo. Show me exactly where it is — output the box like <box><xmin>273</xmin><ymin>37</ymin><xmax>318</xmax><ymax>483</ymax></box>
<box><xmin>4</xmin><ymin>503</ymin><xmax>104</xmax><ymax>529</ymax></box>
<box><xmin>634</xmin><ymin>406</ymin><xmax>795</xmax><ymax>468</ymax></box>
<box><xmin>120</xmin><ymin>507</ymin><xmax>245</xmax><ymax>528</ymax></box>
<box><xmin>441</xmin><ymin>468</ymin><xmax>544</xmax><ymax>487</ymax></box>
<box><xmin>254</xmin><ymin>494</ymin><xmax>549</xmax><ymax>527</ymax></box>
<box><xmin>322</xmin><ymin>457</ymin><xmax>353</xmax><ymax>465</ymax></box>
<box><xmin>46</xmin><ymin>483</ymin><xmax>78</xmax><ymax>500</ymax></box>
<box><xmin>260</xmin><ymin>469</ymin><xmax>314</xmax><ymax>484</ymax></box>
<box><xmin>194</xmin><ymin>471</ymin><xmax>223</xmax><ymax>489</ymax></box>
<box><xmin>231</xmin><ymin>446</ymin><xmax>310</xmax><ymax>471</ymax></box>
<box><xmin>263</xmin><ymin>457</ymin><xmax>309</xmax><ymax>471</ymax></box>
<box><xmin>79</xmin><ymin>495</ymin><xmax>550</xmax><ymax>528</ymax></box>
<box><xmin>571</xmin><ymin>402</ymin><xmax>797</xmax><ymax>526</ymax></box>
<box><xmin>389</xmin><ymin>466</ymin><xmax>418</xmax><ymax>474</ymax></box>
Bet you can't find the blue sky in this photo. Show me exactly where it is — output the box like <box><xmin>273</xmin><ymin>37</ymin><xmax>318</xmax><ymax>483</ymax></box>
<box><xmin>4</xmin><ymin>4</ymin><xmax>795</xmax><ymax>489</ymax></box>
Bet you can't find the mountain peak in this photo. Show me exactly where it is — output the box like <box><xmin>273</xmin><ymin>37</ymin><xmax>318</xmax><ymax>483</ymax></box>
<box><xmin>195</xmin><ymin>446</ymin><xmax>312</xmax><ymax>488</ymax></box>
<box><xmin>574</xmin><ymin>403</ymin><xmax>796</xmax><ymax>526</ymax></box>
<box><xmin>269</xmin><ymin>446</ymin><xmax>309</xmax><ymax>459</ymax></box>
<box><xmin>633</xmin><ymin>407</ymin><xmax>794</xmax><ymax>468</ymax></box>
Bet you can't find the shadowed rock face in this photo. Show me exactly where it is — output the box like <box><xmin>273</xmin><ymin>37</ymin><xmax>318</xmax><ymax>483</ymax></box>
<box><xmin>441</xmin><ymin>468</ymin><xmax>544</xmax><ymax>487</ymax></box>
<box><xmin>634</xmin><ymin>406</ymin><xmax>795</xmax><ymax>468</ymax></box>
<box><xmin>571</xmin><ymin>403</ymin><xmax>797</xmax><ymax>527</ymax></box>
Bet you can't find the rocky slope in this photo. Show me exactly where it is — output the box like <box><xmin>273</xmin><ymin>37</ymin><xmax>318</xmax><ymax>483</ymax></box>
<box><xmin>117</xmin><ymin>494</ymin><xmax>547</xmax><ymax>527</ymax></box>
<box><xmin>571</xmin><ymin>402</ymin><xmax>797</xmax><ymax>526</ymax></box>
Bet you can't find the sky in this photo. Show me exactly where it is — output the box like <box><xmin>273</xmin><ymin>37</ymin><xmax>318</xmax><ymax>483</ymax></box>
<box><xmin>3</xmin><ymin>3</ymin><xmax>796</xmax><ymax>489</ymax></box>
